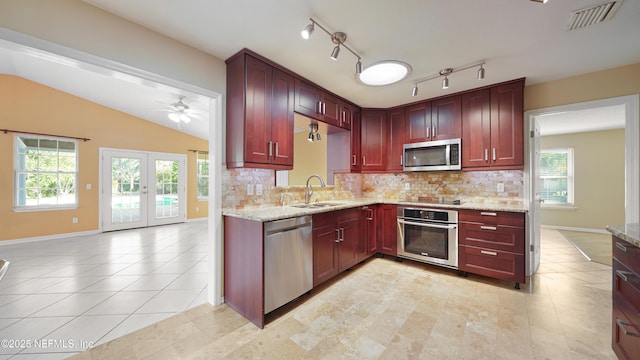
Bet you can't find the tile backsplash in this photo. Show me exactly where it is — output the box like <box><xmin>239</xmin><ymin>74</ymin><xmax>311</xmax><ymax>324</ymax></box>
<box><xmin>222</xmin><ymin>168</ymin><xmax>524</xmax><ymax>209</ymax></box>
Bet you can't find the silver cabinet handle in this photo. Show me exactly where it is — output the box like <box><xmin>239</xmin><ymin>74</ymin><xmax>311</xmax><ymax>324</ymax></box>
<box><xmin>316</xmin><ymin>101</ymin><xmax>322</xmax><ymax>114</ymax></box>
<box><xmin>492</xmin><ymin>148</ymin><xmax>497</xmax><ymax>161</ymax></box>
<box><xmin>484</xmin><ymin>148</ymin><xmax>488</xmax><ymax>161</ymax></box>
<box><xmin>616</xmin><ymin>270</ymin><xmax>631</xmax><ymax>282</ymax></box>
<box><xmin>616</xmin><ymin>242</ymin><xmax>628</xmax><ymax>252</ymax></box>
<box><xmin>480</xmin><ymin>226</ymin><xmax>497</xmax><ymax>231</ymax></box>
<box><xmin>400</xmin><ymin>155</ymin><xmax>403</xmax><ymax>166</ymax></box>
<box><xmin>352</xmin><ymin>155</ymin><xmax>357</xmax><ymax>166</ymax></box>
<box><xmin>342</xmin><ymin>110</ymin><xmax>346</xmax><ymax>125</ymax></box>
<box><xmin>335</xmin><ymin>228</ymin><xmax>340</xmax><ymax>243</ymax></box>
<box><xmin>480</xmin><ymin>212</ymin><xmax>497</xmax><ymax>216</ymax></box>
<box><xmin>480</xmin><ymin>250</ymin><xmax>498</xmax><ymax>256</ymax></box>
<box><xmin>340</xmin><ymin>228</ymin><xmax>345</xmax><ymax>242</ymax></box>
<box><xmin>426</xmin><ymin>127</ymin><xmax>430</xmax><ymax>139</ymax></box>
<box><xmin>616</xmin><ymin>319</ymin><xmax>639</xmax><ymax>337</ymax></box>
<box><xmin>268</xmin><ymin>141</ymin><xmax>273</xmax><ymax>157</ymax></box>
<box><xmin>322</xmin><ymin>102</ymin><xmax>326</xmax><ymax>115</ymax></box>
<box><xmin>363</xmin><ymin>156</ymin><xmax>366</xmax><ymax>166</ymax></box>
<box><xmin>432</xmin><ymin>126</ymin><xmax>436</xmax><ymax>138</ymax></box>
<box><xmin>274</xmin><ymin>142</ymin><xmax>279</xmax><ymax>157</ymax></box>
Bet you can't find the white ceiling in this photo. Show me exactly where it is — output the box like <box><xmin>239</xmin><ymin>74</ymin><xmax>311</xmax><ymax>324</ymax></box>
<box><xmin>2</xmin><ymin>0</ymin><xmax>638</xmax><ymax>138</ymax></box>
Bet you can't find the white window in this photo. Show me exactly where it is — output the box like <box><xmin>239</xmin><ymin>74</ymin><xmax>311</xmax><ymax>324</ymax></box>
<box><xmin>14</xmin><ymin>135</ymin><xmax>78</xmax><ymax>210</ymax></box>
<box><xmin>540</xmin><ymin>148</ymin><xmax>574</xmax><ymax>207</ymax></box>
<box><xmin>197</xmin><ymin>151</ymin><xmax>209</xmax><ymax>200</ymax></box>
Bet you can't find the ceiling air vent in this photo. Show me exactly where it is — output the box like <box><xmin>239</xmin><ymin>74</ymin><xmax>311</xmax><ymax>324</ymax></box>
<box><xmin>566</xmin><ymin>0</ymin><xmax>623</xmax><ymax>31</ymax></box>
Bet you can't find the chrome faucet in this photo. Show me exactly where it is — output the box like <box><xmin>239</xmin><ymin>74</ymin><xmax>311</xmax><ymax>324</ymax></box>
<box><xmin>305</xmin><ymin>174</ymin><xmax>326</xmax><ymax>204</ymax></box>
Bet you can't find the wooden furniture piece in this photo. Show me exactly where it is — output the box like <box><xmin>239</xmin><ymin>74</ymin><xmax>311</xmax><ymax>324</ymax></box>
<box><xmin>458</xmin><ymin>209</ymin><xmax>526</xmax><ymax>289</ymax></box>
<box><xmin>377</xmin><ymin>204</ymin><xmax>398</xmax><ymax>256</ymax></box>
<box><xmin>226</xmin><ymin>52</ymin><xmax>294</xmax><ymax>169</ymax></box>
<box><xmin>359</xmin><ymin>109</ymin><xmax>387</xmax><ymax>171</ymax></box>
<box><xmin>612</xmin><ymin>233</ymin><xmax>640</xmax><ymax>359</ymax></box>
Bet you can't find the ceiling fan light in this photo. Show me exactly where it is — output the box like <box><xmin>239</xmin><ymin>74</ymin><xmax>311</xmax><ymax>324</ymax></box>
<box><xmin>180</xmin><ymin>113</ymin><xmax>191</xmax><ymax>123</ymax></box>
<box><xmin>168</xmin><ymin>112</ymin><xmax>181</xmax><ymax>122</ymax></box>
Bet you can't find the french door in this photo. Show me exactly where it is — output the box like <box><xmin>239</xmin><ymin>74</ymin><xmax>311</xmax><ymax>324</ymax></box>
<box><xmin>101</xmin><ymin>149</ymin><xmax>186</xmax><ymax>232</ymax></box>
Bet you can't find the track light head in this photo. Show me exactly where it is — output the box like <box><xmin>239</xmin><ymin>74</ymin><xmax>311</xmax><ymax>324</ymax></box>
<box><xmin>356</xmin><ymin>59</ymin><xmax>362</xmax><ymax>75</ymax></box>
<box><xmin>308</xmin><ymin>132</ymin><xmax>314</xmax><ymax>142</ymax></box>
<box><xmin>330</xmin><ymin>45</ymin><xmax>340</xmax><ymax>60</ymax></box>
<box><xmin>412</xmin><ymin>85</ymin><xmax>418</xmax><ymax>97</ymax></box>
<box><xmin>301</xmin><ymin>21</ymin><xmax>314</xmax><ymax>39</ymax></box>
<box><xmin>316</xmin><ymin>133</ymin><xmax>321</xmax><ymax>141</ymax></box>
<box><xmin>477</xmin><ymin>65</ymin><xmax>485</xmax><ymax>80</ymax></box>
<box><xmin>442</xmin><ymin>76</ymin><xmax>449</xmax><ymax>89</ymax></box>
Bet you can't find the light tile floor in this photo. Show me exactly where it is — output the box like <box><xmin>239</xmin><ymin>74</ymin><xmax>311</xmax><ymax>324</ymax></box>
<box><xmin>0</xmin><ymin>221</ymin><xmax>208</xmax><ymax>359</ymax></box>
<box><xmin>68</xmin><ymin>226</ymin><xmax>615</xmax><ymax>360</ymax></box>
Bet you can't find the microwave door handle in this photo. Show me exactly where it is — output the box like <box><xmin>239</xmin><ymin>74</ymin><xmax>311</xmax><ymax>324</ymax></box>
<box><xmin>397</xmin><ymin>218</ymin><xmax>457</xmax><ymax>229</ymax></box>
<box><xmin>445</xmin><ymin>144</ymin><xmax>451</xmax><ymax>165</ymax></box>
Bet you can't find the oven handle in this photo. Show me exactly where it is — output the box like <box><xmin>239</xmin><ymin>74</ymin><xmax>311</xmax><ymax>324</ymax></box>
<box><xmin>397</xmin><ymin>218</ymin><xmax>457</xmax><ymax>230</ymax></box>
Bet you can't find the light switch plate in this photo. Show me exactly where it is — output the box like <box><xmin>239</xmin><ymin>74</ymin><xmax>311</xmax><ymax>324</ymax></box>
<box><xmin>404</xmin><ymin>183</ymin><xmax>410</xmax><ymax>190</ymax></box>
<box><xmin>256</xmin><ymin>184</ymin><xmax>263</xmax><ymax>195</ymax></box>
<box><xmin>247</xmin><ymin>184</ymin><xmax>254</xmax><ymax>195</ymax></box>
<box><xmin>497</xmin><ymin>183</ymin><xmax>505</xmax><ymax>192</ymax></box>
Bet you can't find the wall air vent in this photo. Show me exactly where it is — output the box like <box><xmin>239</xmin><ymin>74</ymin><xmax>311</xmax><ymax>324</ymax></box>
<box><xmin>566</xmin><ymin>0</ymin><xmax>623</xmax><ymax>31</ymax></box>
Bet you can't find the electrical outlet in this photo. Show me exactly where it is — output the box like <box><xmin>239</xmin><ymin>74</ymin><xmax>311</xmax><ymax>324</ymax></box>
<box><xmin>348</xmin><ymin>183</ymin><xmax>352</xmax><ymax>190</ymax></box>
<box><xmin>247</xmin><ymin>184</ymin><xmax>254</xmax><ymax>195</ymax></box>
<box><xmin>86</xmin><ymin>183</ymin><xmax>92</xmax><ymax>190</ymax></box>
<box><xmin>195</xmin><ymin>207</ymin><xmax>199</xmax><ymax>212</ymax></box>
<box><xmin>256</xmin><ymin>184</ymin><xmax>263</xmax><ymax>195</ymax></box>
<box><xmin>72</xmin><ymin>217</ymin><xmax>78</xmax><ymax>224</ymax></box>
<box><xmin>497</xmin><ymin>183</ymin><xmax>505</xmax><ymax>192</ymax></box>
<box><xmin>404</xmin><ymin>183</ymin><xmax>410</xmax><ymax>190</ymax></box>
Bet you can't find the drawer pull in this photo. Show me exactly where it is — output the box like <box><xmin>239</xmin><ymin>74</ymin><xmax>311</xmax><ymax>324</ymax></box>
<box><xmin>616</xmin><ymin>319</ymin><xmax>639</xmax><ymax>337</ymax></box>
<box><xmin>480</xmin><ymin>226</ymin><xmax>497</xmax><ymax>231</ymax></box>
<box><xmin>616</xmin><ymin>242</ymin><xmax>628</xmax><ymax>252</ymax></box>
<box><xmin>480</xmin><ymin>212</ymin><xmax>497</xmax><ymax>216</ymax></box>
<box><xmin>480</xmin><ymin>250</ymin><xmax>497</xmax><ymax>256</ymax></box>
<box><xmin>616</xmin><ymin>270</ymin><xmax>631</xmax><ymax>282</ymax></box>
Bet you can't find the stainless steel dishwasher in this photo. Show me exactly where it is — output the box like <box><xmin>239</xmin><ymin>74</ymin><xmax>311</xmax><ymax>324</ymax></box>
<box><xmin>264</xmin><ymin>215</ymin><xmax>313</xmax><ymax>314</ymax></box>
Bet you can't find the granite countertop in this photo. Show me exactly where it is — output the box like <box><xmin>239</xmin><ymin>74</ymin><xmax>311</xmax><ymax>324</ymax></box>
<box><xmin>222</xmin><ymin>198</ymin><xmax>528</xmax><ymax>222</ymax></box>
<box><xmin>606</xmin><ymin>223</ymin><xmax>640</xmax><ymax>248</ymax></box>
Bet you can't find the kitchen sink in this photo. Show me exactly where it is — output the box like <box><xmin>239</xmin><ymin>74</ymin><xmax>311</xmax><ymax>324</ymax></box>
<box><xmin>289</xmin><ymin>201</ymin><xmax>343</xmax><ymax>209</ymax></box>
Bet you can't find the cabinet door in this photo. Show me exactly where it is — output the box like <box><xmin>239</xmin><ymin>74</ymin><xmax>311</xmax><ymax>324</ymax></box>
<box><xmin>312</xmin><ymin>221</ymin><xmax>339</xmax><ymax>287</ymax></box>
<box><xmin>339</xmin><ymin>102</ymin><xmax>353</xmax><ymax>130</ymax></box>
<box><xmin>338</xmin><ymin>212</ymin><xmax>360</xmax><ymax>271</ymax></box>
<box><xmin>378</xmin><ymin>204</ymin><xmax>397</xmax><ymax>256</ymax></box>
<box><xmin>360</xmin><ymin>110</ymin><xmax>387</xmax><ymax>171</ymax></box>
<box><xmin>351</xmin><ymin>110</ymin><xmax>361</xmax><ymax>171</ymax></box>
<box><xmin>387</xmin><ymin>108</ymin><xmax>406</xmax><ymax>171</ymax></box>
<box><xmin>431</xmin><ymin>95</ymin><xmax>461</xmax><ymax>140</ymax></box>
<box><xmin>462</xmin><ymin>89</ymin><xmax>491</xmax><ymax>168</ymax></box>
<box><xmin>490</xmin><ymin>81</ymin><xmax>524</xmax><ymax>167</ymax></box>
<box><xmin>244</xmin><ymin>56</ymin><xmax>273</xmax><ymax>164</ymax></box>
<box><xmin>366</xmin><ymin>206</ymin><xmax>378</xmax><ymax>255</ymax></box>
<box><xmin>406</xmin><ymin>102</ymin><xmax>431</xmax><ymax>143</ymax></box>
<box><xmin>270</xmin><ymin>69</ymin><xmax>294</xmax><ymax>166</ymax></box>
<box><xmin>321</xmin><ymin>92</ymin><xmax>341</xmax><ymax>126</ymax></box>
<box><xmin>294</xmin><ymin>78</ymin><xmax>321</xmax><ymax>119</ymax></box>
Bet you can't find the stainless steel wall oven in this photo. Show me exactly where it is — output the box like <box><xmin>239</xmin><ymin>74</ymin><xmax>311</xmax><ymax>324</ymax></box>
<box><xmin>397</xmin><ymin>207</ymin><xmax>458</xmax><ymax>268</ymax></box>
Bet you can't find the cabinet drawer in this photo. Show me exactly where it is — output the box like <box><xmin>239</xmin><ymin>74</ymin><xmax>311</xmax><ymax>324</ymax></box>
<box><xmin>459</xmin><ymin>210</ymin><xmax>524</xmax><ymax>227</ymax></box>
<box><xmin>459</xmin><ymin>223</ymin><xmax>525</xmax><ymax>254</ymax></box>
<box><xmin>613</xmin><ymin>237</ymin><xmax>640</xmax><ymax>275</ymax></box>
<box><xmin>612</xmin><ymin>306</ymin><xmax>640</xmax><ymax>360</ymax></box>
<box><xmin>459</xmin><ymin>244</ymin><xmax>524</xmax><ymax>283</ymax></box>
<box><xmin>614</xmin><ymin>259</ymin><xmax>640</xmax><ymax>315</ymax></box>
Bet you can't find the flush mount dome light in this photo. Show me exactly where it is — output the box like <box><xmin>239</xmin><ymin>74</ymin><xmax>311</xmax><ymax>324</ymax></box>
<box><xmin>359</xmin><ymin>60</ymin><xmax>411</xmax><ymax>86</ymax></box>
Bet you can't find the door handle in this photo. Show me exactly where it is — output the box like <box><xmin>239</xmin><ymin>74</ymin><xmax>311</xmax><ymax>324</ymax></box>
<box><xmin>274</xmin><ymin>142</ymin><xmax>279</xmax><ymax>157</ymax></box>
<box><xmin>616</xmin><ymin>319</ymin><xmax>639</xmax><ymax>337</ymax></box>
<box><xmin>426</xmin><ymin>127</ymin><xmax>430</xmax><ymax>139</ymax></box>
<box><xmin>484</xmin><ymin>148</ymin><xmax>488</xmax><ymax>161</ymax></box>
<box><xmin>352</xmin><ymin>155</ymin><xmax>357</xmax><ymax>166</ymax></box>
<box><xmin>362</xmin><ymin>156</ymin><xmax>366</xmax><ymax>166</ymax></box>
<box><xmin>268</xmin><ymin>141</ymin><xmax>273</xmax><ymax>157</ymax></box>
<box><xmin>340</xmin><ymin>228</ymin><xmax>345</xmax><ymax>242</ymax></box>
<box><xmin>432</xmin><ymin>126</ymin><xmax>436</xmax><ymax>138</ymax></box>
<box><xmin>480</xmin><ymin>250</ymin><xmax>498</xmax><ymax>256</ymax></box>
<box><xmin>492</xmin><ymin>148</ymin><xmax>497</xmax><ymax>161</ymax></box>
<box><xmin>616</xmin><ymin>242</ymin><xmax>628</xmax><ymax>252</ymax></box>
<box><xmin>480</xmin><ymin>226</ymin><xmax>497</xmax><ymax>231</ymax></box>
<box><xmin>335</xmin><ymin>228</ymin><xmax>340</xmax><ymax>243</ymax></box>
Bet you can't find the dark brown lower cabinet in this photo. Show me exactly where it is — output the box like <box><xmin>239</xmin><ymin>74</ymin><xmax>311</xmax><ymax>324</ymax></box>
<box><xmin>458</xmin><ymin>210</ymin><xmax>525</xmax><ymax>288</ymax></box>
<box><xmin>377</xmin><ymin>204</ymin><xmax>397</xmax><ymax>256</ymax></box>
<box><xmin>612</xmin><ymin>235</ymin><xmax>640</xmax><ymax>360</ymax></box>
<box><xmin>357</xmin><ymin>205</ymin><xmax>377</xmax><ymax>262</ymax></box>
<box><xmin>312</xmin><ymin>208</ymin><xmax>360</xmax><ymax>287</ymax></box>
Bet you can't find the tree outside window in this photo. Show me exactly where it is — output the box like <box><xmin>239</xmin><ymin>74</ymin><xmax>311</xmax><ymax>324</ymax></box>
<box><xmin>197</xmin><ymin>151</ymin><xmax>209</xmax><ymax>200</ymax></box>
<box><xmin>540</xmin><ymin>148</ymin><xmax>574</xmax><ymax>207</ymax></box>
<box><xmin>15</xmin><ymin>135</ymin><xmax>78</xmax><ymax>209</ymax></box>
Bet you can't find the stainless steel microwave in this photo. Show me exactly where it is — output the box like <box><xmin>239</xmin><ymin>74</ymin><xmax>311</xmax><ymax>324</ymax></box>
<box><xmin>403</xmin><ymin>138</ymin><xmax>461</xmax><ymax>171</ymax></box>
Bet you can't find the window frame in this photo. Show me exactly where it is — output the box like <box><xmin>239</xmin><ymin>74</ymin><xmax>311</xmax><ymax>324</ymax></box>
<box><xmin>196</xmin><ymin>151</ymin><xmax>209</xmax><ymax>201</ymax></box>
<box><xmin>540</xmin><ymin>147</ymin><xmax>575</xmax><ymax>209</ymax></box>
<box><xmin>13</xmin><ymin>134</ymin><xmax>79</xmax><ymax>212</ymax></box>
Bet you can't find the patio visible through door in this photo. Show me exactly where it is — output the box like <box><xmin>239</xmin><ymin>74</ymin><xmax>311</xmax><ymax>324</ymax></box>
<box><xmin>101</xmin><ymin>149</ymin><xmax>186</xmax><ymax>232</ymax></box>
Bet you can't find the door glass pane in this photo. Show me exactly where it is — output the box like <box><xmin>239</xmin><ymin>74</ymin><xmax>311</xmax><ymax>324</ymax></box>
<box><xmin>111</xmin><ymin>157</ymin><xmax>141</xmax><ymax>223</ymax></box>
<box><xmin>155</xmin><ymin>160</ymin><xmax>179</xmax><ymax>219</ymax></box>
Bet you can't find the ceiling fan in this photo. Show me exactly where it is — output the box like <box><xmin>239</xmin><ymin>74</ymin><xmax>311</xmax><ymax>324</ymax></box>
<box><xmin>162</xmin><ymin>96</ymin><xmax>204</xmax><ymax>124</ymax></box>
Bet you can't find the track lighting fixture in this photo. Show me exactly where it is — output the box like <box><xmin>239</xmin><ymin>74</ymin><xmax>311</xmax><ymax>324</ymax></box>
<box><xmin>300</xmin><ymin>18</ymin><xmax>362</xmax><ymax>76</ymax></box>
<box><xmin>410</xmin><ymin>62</ymin><xmax>486</xmax><ymax>96</ymax></box>
<box><xmin>308</xmin><ymin>123</ymin><xmax>320</xmax><ymax>142</ymax></box>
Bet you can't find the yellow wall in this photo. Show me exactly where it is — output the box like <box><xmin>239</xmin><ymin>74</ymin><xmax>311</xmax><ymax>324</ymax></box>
<box><xmin>540</xmin><ymin>129</ymin><xmax>625</xmax><ymax>230</ymax></box>
<box><xmin>0</xmin><ymin>75</ymin><xmax>208</xmax><ymax>241</ymax></box>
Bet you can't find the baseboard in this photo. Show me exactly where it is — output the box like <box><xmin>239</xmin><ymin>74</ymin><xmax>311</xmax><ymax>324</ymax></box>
<box><xmin>187</xmin><ymin>217</ymin><xmax>208</xmax><ymax>223</ymax></box>
<box><xmin>541</xmin><ymin>225</ymin><xmax>610</xmax><ymax>235</ymax></box>
<box><xmin>0</xmin><ymin>229</ymin><xmax>101</xmax><ymax>246</ymax></box>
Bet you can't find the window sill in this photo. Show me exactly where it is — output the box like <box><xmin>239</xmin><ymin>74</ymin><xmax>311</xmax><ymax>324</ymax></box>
<box><xmin>13</xmin><ymin>205</ymin><xmax>79</xmax><ymax>213</ymax></box>
<box><xmin>541</xmin><ymin>204</ymin><xmax>577</xmax><ymax>211</ymax></box>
